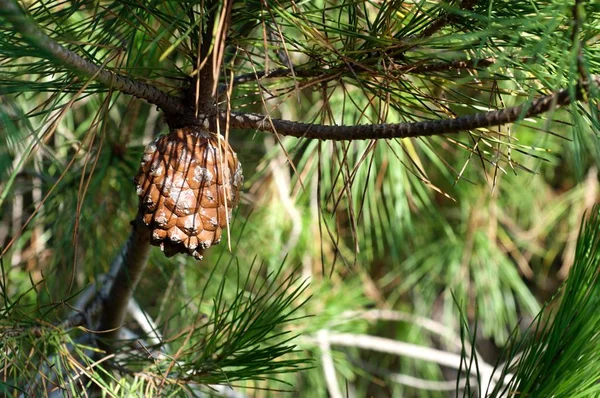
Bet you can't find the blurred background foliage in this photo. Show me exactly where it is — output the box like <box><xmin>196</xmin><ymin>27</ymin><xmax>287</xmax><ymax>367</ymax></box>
<box><xmin>1</xmin><ymin>0</ymin><xmax>600</xmax><ymax>396</ymax></box>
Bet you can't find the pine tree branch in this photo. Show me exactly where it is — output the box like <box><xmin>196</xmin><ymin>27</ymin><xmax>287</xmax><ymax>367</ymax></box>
<box><xmin>0</xmin><ymin>0</ymin><xmax>185</xmax><ymax>115</ymax></box>
<box><xmin>97</xmin><ymin>215</ymin><xmax>151</xmax><ymax>352</ymax></box>
<box><xmin>2</xmin><ymin>0</ymin><xmax>594</xmax><ymax>144</ymax></box>
<box><xmin>221</xmin><ymin>77</ymin><xmax>598</xmax><ymax>141</ymax></box>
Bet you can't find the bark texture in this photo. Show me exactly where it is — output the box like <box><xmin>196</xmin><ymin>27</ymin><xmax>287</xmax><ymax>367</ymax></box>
<box><xmin>97</xmin><ymin>216</ymin><xmax>151</xmax><ymax>351</ymax></box>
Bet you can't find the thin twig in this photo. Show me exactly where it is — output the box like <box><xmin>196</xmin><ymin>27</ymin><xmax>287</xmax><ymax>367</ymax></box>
<box><xmin>340</xmin><ymin>309</ymin><xmax>464</xmax><ymax>350</ymax></box>
<box><xmin>127</xmin><ymin>299</ymin><xmax>164</xmax><ymax>347</ymax></box>
<box><xmin>393</xmin><ymin>373</ymin><xmax>477</xmax><ymax>391</ymax></box>
<box><xmin>317</xmin><ymin>330</ymin><xmax>343</xmax><ymax>398</ymax></box>
<box><xmin>419</xmin><ymin>0</ymin><xmax>478</xmax><ymax>39</ymax></box>
<box><xmin>395</xmin><ymin>57</ymin><xmax>498</xmax><ymax>74</ymax></box>
<box><xmin>220</xmin><ymin>57</ymin><xmax>500</xmax><ymax>92</ymax></box>
<box><xmin>220</xmin><ymin>66</ymin><xmax>326</xmax><ymax>89</ymax></box>
<box><xmin>359</xmin><ymin>360</ymin><xmax>478</xmax><ymax>391</ymax></box>
<box><xmin>305</xmin><ymin>331</ymin><xmax>511</xmax><ymax>394</ymax></box>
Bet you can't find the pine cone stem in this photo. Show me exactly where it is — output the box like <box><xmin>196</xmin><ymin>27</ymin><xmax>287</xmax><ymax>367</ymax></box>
<box><xmin>97</xmin><ymin>215</ymin><xmax>151</xmax><ymax>351</ymax></box>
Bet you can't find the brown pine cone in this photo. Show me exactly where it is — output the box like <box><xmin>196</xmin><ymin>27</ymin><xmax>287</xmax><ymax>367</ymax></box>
<box><xmin>134</xmin><ymin>127</ymin><xmax>243</xmax><ymax>260</ymax></box>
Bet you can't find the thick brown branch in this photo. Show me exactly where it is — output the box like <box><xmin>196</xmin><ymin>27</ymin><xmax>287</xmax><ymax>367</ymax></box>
<box><xmin>0</xmin><ymin>0</ymin><xmax>185</xmax><ymax>115</ymax></box>
<box><xmin>97</xmin><ymin>215</ymin><xmax>151</xmax><ymax>352</ymax></box>
<box><xmin>222</xmin><ymin>77</ymin><xmax>597</xmax><ymax>141</ymax></box>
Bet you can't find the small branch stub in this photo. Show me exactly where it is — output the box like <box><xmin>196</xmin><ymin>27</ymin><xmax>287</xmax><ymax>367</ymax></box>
<box><xmin>134</xmin><ymin>127</ymin><xmax>243</xmax><ymax>260</ymax></box>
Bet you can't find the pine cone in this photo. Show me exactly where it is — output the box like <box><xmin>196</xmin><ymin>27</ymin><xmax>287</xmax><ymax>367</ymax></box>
<box><xmin>134</xmin><ymin>127</ymin><xmax>243</xmax><ymax>260</ymax></box>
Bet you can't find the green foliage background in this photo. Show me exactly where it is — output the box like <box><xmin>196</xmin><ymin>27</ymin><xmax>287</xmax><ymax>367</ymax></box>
<box><xmin>0</xmin><ymin>0</ymin><xmax>600</xmax><ymax>396</ymax></box>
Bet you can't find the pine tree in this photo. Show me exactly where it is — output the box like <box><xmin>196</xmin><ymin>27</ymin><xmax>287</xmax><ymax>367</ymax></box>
<box><xmin>0</xmin><ymin>0</ymin><xmax>599</xmax><ymax>396</ymax></box>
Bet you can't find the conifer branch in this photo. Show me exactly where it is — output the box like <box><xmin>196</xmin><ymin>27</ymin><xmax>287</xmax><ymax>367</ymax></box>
<box><xmin>0</xmin><ymin>0</ymin><xmax>185</xmax><ymax>115</ymax></box>
<box><xmin>96</xmin><ymin>215</ymin><xmax>151</xmax><ymax>352</ymax></box>
<box><xmin>221</xmin><ymin>76</ymin><xmax>598</xmax><ymax>140</ymax></box>
<box><xmin>2</xmin><ymin>0</ymin><xmax>595</xmax><ymax>144</ymax></box>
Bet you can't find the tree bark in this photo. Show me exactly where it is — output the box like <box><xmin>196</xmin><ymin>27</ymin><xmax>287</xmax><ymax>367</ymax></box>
<box><xmin>97</xmin><ymin>215</ymin><xmax>151</xmax><ymax>352</ymax></box>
